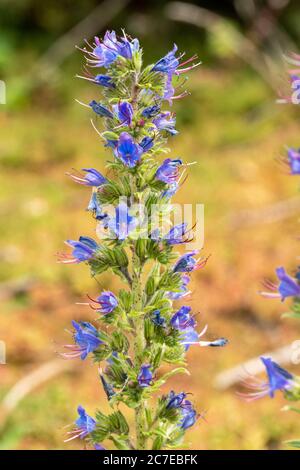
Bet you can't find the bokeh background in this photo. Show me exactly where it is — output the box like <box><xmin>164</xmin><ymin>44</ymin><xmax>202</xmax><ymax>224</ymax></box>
<box><xmin>1</xmin><ymin>0</ymin><xmax>300</xmax><ymax>450</ymax></box>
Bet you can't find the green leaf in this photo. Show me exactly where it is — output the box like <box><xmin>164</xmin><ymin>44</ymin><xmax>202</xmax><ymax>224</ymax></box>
<box><xmin>285</xmin><ymin>439</ymin><xmax>300</xmax><ymax>449</ymax></box>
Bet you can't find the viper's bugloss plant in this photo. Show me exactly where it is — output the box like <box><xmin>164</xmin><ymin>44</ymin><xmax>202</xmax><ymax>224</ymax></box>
<box><xmin>59</xmin><ymin>30</ymin><xmax>228</xmax><ymax>451</ymax></box>
<box><xmin>240</xmin><ymin>53</ymin><xmax>300</xmax><ymax>449</ymax></box>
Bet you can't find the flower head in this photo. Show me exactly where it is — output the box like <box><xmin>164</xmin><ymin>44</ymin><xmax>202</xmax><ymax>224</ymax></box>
<box><xmin>115</xmin><ymin>101</ymin><xmax>134</xmax><ymax>125</ymax></box>
<box><xmin>114</xmin><ymin>132</ymin><xmax>143</xmax><ymax>168</ymax></box>
<box><xmin>180</xmin><ymin>400</ymin><xmax>198</xmax><ymax>430</ymax></box>
<box><xmin>88</xmin><ymin>291</ymin><xmax>118</xmax><ymax>314</ymax></box>
<box><xmin>260</xmin><ymin>266</ymin><xmax>300</xmax><ymax>301</ymax></box>
<box><xmin>173</xmin><ymin>251</ymin><xmax>209</xmax><ymax>273</ymax></box>
<box><xmin>107</xmin><ymin>202</ymin><xmax>138</xmax><ymax>240</ymax></box>
<box><xmin>67</xmin><ymin>168</ymin><xmax>106</xmax><ymax>187</ymax></box>
<box><xmin>164</xmin><ymin>222</ymin><xmax>193</xmax><ymax>245</ymax></box>
<box><xmin>153</xmin><ymin>112</ymin><xmax>177</xmax><ymax>135</ymax></box>
<box><xmin>58</xmin><ymin>236</ymin><xmax>99</xmax><ymax>263</ymax></box>
<box><xmin>60</xmin><ymin>321</ymin><xmax>102</xmax><ymax>361</ymax></box>
<box><xmin>155</xmin><ymin>158</ymin><xmax>182</xmax><ymax>184</ymax></box>
<box><xmin>166</xmin><ymin>391</ymin><xmax>187</xmax><ymax>409</ymax></box>
<box><xmin>171</xmin><ymin>306</ymin><xmax>195</xmax><ymax>330</ymax></box>
<box><xmin>65</xmin><ymin>406</ymin><xmax>96</xmax><ymax>442</ymax></box>
<box><xmin>152</xmin><ymin>44</ymin><xmax>200</xmax><ymax>77</ymax></box>
<box><xmin>137</xmin><ymin>364</ymin><xmax>153</xmax><ymax>388</ymax></box>
<box><xmin>239</xmin><ymin>357</ymin><xmax>294</xmax><ymax>401</ymax></box>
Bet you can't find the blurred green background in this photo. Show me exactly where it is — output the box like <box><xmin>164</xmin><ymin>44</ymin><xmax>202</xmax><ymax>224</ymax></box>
<box><xmin>1</xmin><ymin>0</ymin><xmax>300</xmax><ymax>450</ymax></box>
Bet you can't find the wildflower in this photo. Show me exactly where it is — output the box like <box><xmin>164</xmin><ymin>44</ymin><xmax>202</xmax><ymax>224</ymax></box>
<box><xmin>114</xmin><ymin>132</ymin><xmax>143</xmax><ymax>168</ymax></box>
<box><xmin>80</xmin><ymin>31</ymin><xmax>139</xmax><ymax>68</ymax></box>
<box><xmin>153</xmin><ymin>112</ymin><xmax>178</xmax><ymax>135</ymax></box>
<box><xmin>166</xmin><ymin>391</ymin><xmax>187</xmax><ymax>409</ymax></box>
<box><xmin>137</xmin><ymin>364</ymin><xmax>153</xmax><ymax>388</ymax></box>
<box><xmin>58</xmin><ymin>236</ymin><xmax>99</xmax><ymax>263</ymax></box>
<box><xmin>141</xmin><ymin>105</ymin><xmax>160</xmax><ymax>118</ymax></box>
<box><xmin>239</xmin><ymin>357</ymin><xmax>295</xmax><ymax>401</ymax></box>
<box><xmin>260</xmin><ymin>266</ymin><xmax>300</xmax><ymax>301</ymax></box>
<box><xmin>94</xmin><ymin>74</ymin><xmax>115</xmax><ymax>88</ymax></box>
<box><xmin>180</xmin><ymin>400</ymin><xmax>197</xmax><ymax>430</ymax></box>
<box><xmin>89</xmin><ymin>100</ymin><xmax>114</xmax><ymax>118</ymax></box>
<box><xmin>287</xmin><ymin>147</ymin><xmax>300</xmax><ymax>174</ymax></box>
<box><xmin>173</xmin><ymin>251</ymin><xmax>209</xmax><ymax>273</ymax></box>
<box><xmin>88</xmin><ymin>291</ymin><xmax>118</xmax><ymax>314</ymax></box>
<box><xmin>139</xmin><ymin>136</ymin><xmax>154</xmax><ymax>152</ymax></box>
<box><xmin>171</xmin><ymin>306</ymin><xmax>195</xmax><ymax>330</ymax></box>
<box><xmin>107</xmin><ymin>202</ymin><xmax>138</xmax><ymax>240</ymax></box>
<box><xmin>65</xmin><ymin>406</ymin><xmax>96</xmax><ymax>442</ymax></box>
<box><xmin>67</xmin><ymin>168</ymin><xmax>106</xmax><ymax>187</ymax></box>
<box><xmin>151</xmin><ymin>310</ymin><xmax>166</xmax><ymax>327</ymax></box>
<box><xmin>87</xmin><ymin>191</ymin><xmax>107</xmax><ymax>220</ymax></box>
<box><xmin>155</xmin><ymin>158</ymin><xmax>182</xmax><ymax>184</ymax></box>
<box><xmin>114</xmin><ymin>101</ymin><xmax>134</xmax><ymax>125</ymax></box>
<box><xmin>164</xmin><ymin>222</ymin><xmax>193</xmax><ymax>245</ymax></box>
<box><xmin>152</xmin><ymin>44</ymin><xmax>200</xmax><ymax>76</ymax></box>
<box><xmin>66</xmin><ymin>321</ymin><xmax>102</xmax><ymax>360</ymax></box>
<box><xmin>167</xmin><ymin>274</ymin><xmax>191</xmax><ymax>300</ymax></box>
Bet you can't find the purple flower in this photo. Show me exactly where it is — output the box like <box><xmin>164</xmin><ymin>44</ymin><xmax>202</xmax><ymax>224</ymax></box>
<box><xmin>89</xmin><ymin>100</ymin><xmax>114</xmax><ymax>118</ymax></box>
<box><xmin>164</xmin><ymin>223</ymin><xmax>192</xmax><ymax>245</ymax></box>
<box><xmin>107</xmin><ymin>202</ymin><xmax>138</xmax><ymax>240</ymax></box>
<box><xmin>167</xmin><ymin>275</ymin><xmax>190</xmax><ymax>300</ymax></box>
<box><xmin>171</xmin><ymin>306</ymin><xmax>195</xmax><ymax>330</ymax></box>
<box><xmin>67</xmin><ymin>168</ymin><xmax>106</xmax><ymax>187</ymax></box>
<box><xmin>65</xmin><ymin>406</ymin><xmax>96</xmax><ymax>442</ymax></box>
<box><xmin>87</xmin><ymin>191</ymin><xmax>107</xmax><ymax>220</ymax></box>
<box><xmin>114</xmin><ymin>132</ymin><xmax>143</xmax><ymax>168</ymax></box>
<box><xmin>58</xmin><ymin>236</ymin><xmax>99</xmax><ymax>264</ymax></box>
<box><xmin>180</xmin><ymin>400</ymin><xmax>197</xmax><ymax>430</ymax></box>
<box><xmin>139</xmin><ymin>136</ymin><xmax>154</xmax><ymax>152</ymax></box>
<box><xmin>260</xmin><ymin>266</ymin><xmax>300</xmax><ymax>301</ymax></box>
<box><xmin>94</xmin><ymin>74</ymin><xmax>115</xmax><ymax>88</ymax></box>
<box><xmin>240</xmin><ymin>357</ymin><xmax>294</xmax><ymax>401</ymax></box>
<box><xmin>60</xmin><ymin>321</ymin><xmax>102</xmax><ymax>360</ymax></box>
<box><xmin>137</xmin><ymin>364</ymin><xmax>153</xmax><ymax>388</ymax></box>
<box><xmin>287</xmin><ymin>148</ymin><xmax>300</xmax><ymax>174</ymax></box>
<box><xmin>115</xmin><ymin>101</ymin><xmax>134</xmax><ymax>125</ymax></box>
<box><xmin>88</xmin><ymin>291</ymin><xmax>118</xmax><ymax>314</ymax></box>
<box><xmin>173</xmin><ymin>251</ymin><xmax>209</xmax><ymax>273</ymax></box>
<box><xmin>142</xmin><ymin>105</ymin><xmax>160</xmax><ymax>118</ymax></box>
<box><xmin>166</xmin><ymin>391</ymin><xmax>187</xmax><ymax>409</ymax></box>
<box><xmin>153</xmin><ymin>112</ymin><xmax>178</xmax><ymax>135</ymax></box>
<box><xmin>156</xmin><ymin>158</ymin><xmax>182</xmax><ymax>184</ymax></box>
<box><xmin>152</xmin><ymin>44</ymin><xmax>179</xmax><ymax>74</ymax></box>
<box><xmin>81</xmin><ymin>31</ymin><xmax>140</xmax><ymax>68</ymax></box>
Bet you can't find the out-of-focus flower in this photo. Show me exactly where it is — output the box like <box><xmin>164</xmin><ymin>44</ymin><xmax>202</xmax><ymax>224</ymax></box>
<box><xmin>287</xmin><ymin>147</ymin><xmax>300</xmax><ymax>174</ymax></box>
<box><xmin>260</xmin><ymin>267</ymin><xmax>300</xmax><ymax>301</ymax></box>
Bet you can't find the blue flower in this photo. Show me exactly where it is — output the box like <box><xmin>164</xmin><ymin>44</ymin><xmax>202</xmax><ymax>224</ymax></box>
<box><xmin>67</xmin><ymin>168</ymin><xmax>106</xmax><ymax>187</ymax></box>
<box><xmin>107</xmin><ymin>202</ymin><xmax>138</xmax><ymax>240</ymax></box>
<box><xmin>162</xmin><ymin>182</ymin><xmax>179</xmax><ymax>199</ymax></box>
<box><xmin>173</xmin><ymin>250</ymin><xmax>207</xmax><ymax>273</ymax></box>
<box><xmin>72</xmin><ymin>321</ymin><xmax>102</xmax><ymax>360</ymax></box>
<box><xmin>287</xmin><ymin>148</ymin><xmax>300</xmax><ymax>174</ymax></box>
<box><xmin>180</xmin><ymin>400</ymin><xmax>197</xmax><ymax>430</ymax></box>
<box><xmin>166</xmin><ymin>391</ymin><xmax>187</xmax><ymax>409</ymax></box>
<box><xmin>167</xmin><ymin>275</ymin><xmax>190</xmax><ymax>300</ymax></box>
<box><xmin>153</xmin><ymin>112</ymin><xmax>178</xmax><ymax>135</ymax></box>
<box><xmin>152</xmin><ymin>44</ymin><xmax>179</xmax><ymax>74</ymax></box>
<box><xmin>141</xmin><ymin>105</ymin><xmax>160</xmax><ymax>118</ymax></box>
<box><xmin>171</xmin><ymin>306</ymin><xmax>195</xmax><ymax>330</ymax></box>
<box><xmin>240</xmin><ymin>357</ymin><xmax>294</xmax><ymax>401</ymax></box>
<box><xmin>89</xmin><ymin>100</ymin><xmax>114</xmax><ymax>118</ymax></box>
<box><xmin>156</xmin><ymin>158</ymin><xmax>182</xmax><ymax>184</ymax></box>
<box><xmin>151</xmin><ymin>310</ymin><xmax>166</xmax><ymax>327</ymax></box>
<box><xmin>139</xmin><ymin>136</ymin><xmax>154</xmax><ymax>152</ymax></box>
<box><xmin>164</xmin><ymin>223</ymin><xmax>192</xmax><ymax>245</ymax></box>
<box><xmin>137</xmin><ymin>364</ymin><xmax>153</xmax><ymax>388</ymax></box>
<box><xmin>59</xmin><ymin>236</ymin><xmax>99</xmax><ymax>263</ymax></box>
<box><xmin>114</xmin><ymin>132</ymin><xmax>143</xmax><ymax>168</ymax></box>
<box><xmin>89</xmin><ymin>291</ymin><xmax>118</xmax><ymax>314</ymax></box>
<box><xmin>115</xmin><ymin>101</ymin><xmax>134</xmax><ymax>125</ymax></box>
<box><xmin>260</xmin><ymin>266</ymin><xmax>300</xmax><ymax>301</ymax></box>
<box><xmin>65</xmin><ymin>406</ymin><xmax>96</xmax><ymax>442</ymax></box>
<box><xmin>94</xmin><ymin>74</ymin><xmax>115</xmax><ymax>88</ymax></box>
<box><xmin>87</xmin><ymin>191</ymin><xmax>107</xmax><ymax>220</ymax></box>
